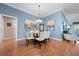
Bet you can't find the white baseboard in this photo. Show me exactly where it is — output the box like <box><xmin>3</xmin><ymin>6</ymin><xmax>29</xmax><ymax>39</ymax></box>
<box><xmin>0</xmin><ymin>37</ymin><xmax>16</xmax><ymax>41</ymax></box>
<box><xmin>0</xmin><ymin>37</ymin><xmax>26</xmax><ymax>41</ymax></box>
<box><xmin>16</xmin><ymin>37</ymin><xmax>26</xmax><ymax>41</ymax></box>
<box><xmin>4</xmin><ymin>37</ymin><xmax>15</xmax><ymax>40</ymax></box>
<box><xmin>50</xmin><ymin>37</ymin><xmax>63</xmax><ymax>41</ymax></box>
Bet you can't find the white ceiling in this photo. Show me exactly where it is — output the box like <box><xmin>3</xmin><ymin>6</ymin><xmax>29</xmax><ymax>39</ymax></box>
<box><xmin>5</xmin><ymin>3</ymin><xmax>79</xmax><ymax>17</ymax></box>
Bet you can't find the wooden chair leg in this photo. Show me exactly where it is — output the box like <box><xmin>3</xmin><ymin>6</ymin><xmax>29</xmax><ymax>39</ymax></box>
<box><xmin>26</xmin><ymin>40</ymin><xmax>29</xmax><ymax>47</ymax></box>
<box><xmin>74</xmin><ymin>41</ymin><xmax>76</xmax><ymax>43</ymax></box>
<box><xmin>68</xmin><ymin>40</ymin><xmax>70</xmax><ymax>42</ymax></box>
<box><xmin>47</xmin><ymin>38</ymin><xmax>50</xmax><ymax>43</ymax></box>
<box><xmin>34</xmin><ymin>40</ymin><xmax>37</xmax><ymax>48</ymax></box>
<box><xmin>39</xmin><ymin>42</ymin><xmax>41</xmax><ymax>49</ymax></box>
<box><xmin>25</xmin><ymin>40</ymin><xmax>27</xmax><ymax>45</ymax></box>
<box><xmin>42</xmin><ymin>40</ymin><xmax>47</xmax><ymax>48</ymax></box>
<box><xmin>44</xmin><ymin>39</ymin><xmax>47</xmax><ymax>45</ymax></box>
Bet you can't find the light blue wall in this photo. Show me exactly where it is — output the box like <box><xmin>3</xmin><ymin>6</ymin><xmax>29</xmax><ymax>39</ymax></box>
<box><xmin>0</xmin><ymin>3</ymin><xmax>39</xmax><ymax>39</ymax></box>
<box><xmin>0</xmin><ymin>3</ymin><xmax>67</xmax><ymax>40</ymax></box>
<box><xmin>44</xmin><ymin>10</ymin><xmax>67</xmax><ymax>40</ymax></box>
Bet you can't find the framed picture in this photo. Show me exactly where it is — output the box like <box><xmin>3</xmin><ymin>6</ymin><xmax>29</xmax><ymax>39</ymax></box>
<box><xmin>39</xmin><ymin>24</ymin><xmax>44</xmax><ymax>32</ymax></box>
<box><xmin>47</xmin><ymin>20</ymin><xmax>55</xmax><ymax>31</ymax></box>
<box><xmin>7</xmin><ymin>22</ymin><xmax>11</xmax><ymax>27</ymax></box>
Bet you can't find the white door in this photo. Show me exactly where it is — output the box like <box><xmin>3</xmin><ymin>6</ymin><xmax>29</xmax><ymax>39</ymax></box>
<box><xmin>0</xmin><ymin>15</ymin><xmax>4</xmax><ymax>41</ymax></box>
<box><xmin>0</xmin><ymin>14</ymin><xmax>17</xmax><ymax>40</ymax></box>
<box><xmin>4</xmin><ymin>16</ymin><xmax>15</xmax><ymax>39</ymax></box>
<box><xmin>14</xmin><ymin>18</ymin><xmax>17</xmax><ymax>39</ymax></box>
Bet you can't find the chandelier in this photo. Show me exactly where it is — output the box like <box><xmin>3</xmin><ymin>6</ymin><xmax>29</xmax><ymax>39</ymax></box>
<box><xmin>36</xmin><ymin>5</ymin><xmax>43</xmax><ymax>23</ymax></box>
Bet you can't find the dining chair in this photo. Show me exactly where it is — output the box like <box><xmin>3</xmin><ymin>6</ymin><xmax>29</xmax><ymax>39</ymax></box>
<box><xmin>24</xmin><ymin>20</ymin><xmax>36</xmax><ymax>47</ymax></box>
<box><xmin>25</xmin><ymin>30</ymin><xmax>34</xmax><ymax>47</ymax></box>
<box><xmin>34</xmin><ymin>31</ymin><xmax>48</xmax><ymax>48</ymax></box>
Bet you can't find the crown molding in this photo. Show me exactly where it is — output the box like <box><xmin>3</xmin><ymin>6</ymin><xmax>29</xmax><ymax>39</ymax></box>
<box><xmin>44</xmin><ymin>8</ymin><xmax>63</xmax><ymax>17</ymax></box>
<box><xmin>4</xmin><ymin>3</ymin><xmax>63</xmax><ymax>18</ymax></box>
<box><xmin>4</xmin><ymin>3</ymin><xmax>39</xmax><ymax>17</ymax></box>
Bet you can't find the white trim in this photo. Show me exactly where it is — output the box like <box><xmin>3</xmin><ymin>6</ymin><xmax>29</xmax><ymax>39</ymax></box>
<box><xmin>5</xmin><ymin>3</ymin><xmax>38</xmax><ymax>17</ymax></box>
<box><xmin>3</xmin><ymin>37</ymin><xmax>16</xmax><ymax>40</ymax></box>
<box><xmin>13</xmin><ymin>18</ymin><xmax>18</xmax><ymax>39</ymax></box>
<box><xmin>4</xmin><ymin>4</ymin><xmax>63</xmax><ymax>17</ymax></box>
<box><xmin>49</xmin><ymin>37</ymin><xmax>63</xmax><ymax>41</ymax></box>
<box><xmin>44</xmin><ymin>8</ymin><xmax>63</xmax><ymax>17</ymax></box>
<box><xmin>16</xmin><ymin>37</ymin><xmax>26</xmax><ymax>41</ymax></box>
<box><xmin>0</xmin><ymin>14</ymin><xmax>17</xmax><ymax>19</ymax></box>
<box><xmin>0</xmin><ymin>14</ymin><xmax>18</xmax><ymax>40</ymax></box>
<box><xmin>0</xmin><ymin>14</ymin><xmax>4</xmax><ymax>41</ymax></box>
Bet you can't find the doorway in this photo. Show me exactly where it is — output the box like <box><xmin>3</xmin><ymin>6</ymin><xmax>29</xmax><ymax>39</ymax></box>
<box><xmin>0</xmin><ymin>14</ymin><xmax>17</xmax><ymax>40</ymax></box>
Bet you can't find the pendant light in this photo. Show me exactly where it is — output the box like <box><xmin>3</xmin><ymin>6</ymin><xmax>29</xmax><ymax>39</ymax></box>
<box><xmin>36</xmin><ymin>5</ymin><xmax>43</xmax><ymax>23</ymax></box>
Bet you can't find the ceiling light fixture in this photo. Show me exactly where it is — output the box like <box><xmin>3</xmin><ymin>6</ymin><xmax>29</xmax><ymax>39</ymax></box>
<box><xmin>36</xmin><ymin>5</ymin><xmax>43</xmax><ymax>23</ymax></box>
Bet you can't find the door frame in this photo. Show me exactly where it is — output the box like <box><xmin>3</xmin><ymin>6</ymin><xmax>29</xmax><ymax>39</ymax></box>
<box><xmin>0</xmin><ymin>14</ymin><xmax>4</xmax><ymax>42</ymax></box>
<box><xmin>0</xmin><ymin>14</ymin><xmax>18</xmax><ymax>40</ymax></box>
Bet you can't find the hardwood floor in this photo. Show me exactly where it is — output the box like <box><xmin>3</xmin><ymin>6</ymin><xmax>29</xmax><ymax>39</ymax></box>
<box><xmin>0</xmin><ymin>39</ymin><xmax>79</xmax><ymax>56</ymax></box>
